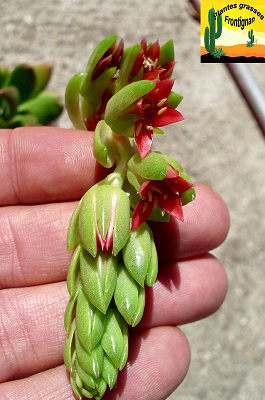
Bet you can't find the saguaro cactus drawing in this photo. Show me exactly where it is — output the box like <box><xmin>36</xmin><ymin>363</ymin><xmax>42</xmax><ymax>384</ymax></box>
<box><xmin>204</xmin><ymin>8</ymin><xmax>222</xmax><ymax>55</ymax></box>
<box><xmin>247</xmin><ymin>29</ymin><xmax>254</xmax><ymax>47</ymax></box>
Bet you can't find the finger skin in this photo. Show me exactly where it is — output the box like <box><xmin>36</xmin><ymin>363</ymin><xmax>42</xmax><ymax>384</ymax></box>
<box><xmin>0</xmin><ymin>327</ymin><xmax>190</xmax><ymax>400</ymax></box>
<box><xmin>0</xmin><ymin>282</ymin><xmax>67</xmax><ymax>383</ymax></box>
<box><xmin>0</xmin><ymin>127</ymin><xmax>105</xmax><ymax>206</ymax></box>
<box><xmin>0</xmin><ymin>184</ymin><xmax>229</xmax><ymax>289</ymax></box>
<box><xmin>0</xmin><ymin>256</ymin><xmax>227</xmax><ymax>383</ymax></box>
<box><xmin>151</xmin><ymin>183</ymin><xmax>230</xmax><ymax>260</ymax></box>
<box><xmin>0</xmin><ymin>126</ymin><xmax>229</xmax><ymax>399</ymax></box>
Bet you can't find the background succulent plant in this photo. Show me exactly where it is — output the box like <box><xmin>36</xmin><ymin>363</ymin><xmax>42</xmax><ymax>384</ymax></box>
<box><xmin>0</xmin><ymin>63</ymin><xmax>63</xmax><ymax>128</ymax></box>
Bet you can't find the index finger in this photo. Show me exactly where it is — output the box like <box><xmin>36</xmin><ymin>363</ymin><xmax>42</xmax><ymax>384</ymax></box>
<box><xmin>0</xmin><ymin>127</ymin><xmax>106</xmax><ymax>206</ymax></box>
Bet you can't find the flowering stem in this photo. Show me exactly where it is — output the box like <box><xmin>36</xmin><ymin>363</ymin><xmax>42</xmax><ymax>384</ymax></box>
<box><xmin>98</xmin><ymin>133</ymin><xmax>134</xmax><ymax>189</ymax></box>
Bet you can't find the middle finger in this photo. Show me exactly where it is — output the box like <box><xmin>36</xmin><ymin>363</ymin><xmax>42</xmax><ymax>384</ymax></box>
<box><xmin>0</xmin><ymin>255</ymin><xmax>227</xmax><ymax>382</ymax></box>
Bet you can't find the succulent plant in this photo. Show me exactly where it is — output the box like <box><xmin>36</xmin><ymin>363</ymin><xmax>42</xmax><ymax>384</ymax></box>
<box><xmin>0</xmin><ymin>63</ymin><xmax>63</xmax><ymax>128</ymax></box>
<box><xmin>64</xmin><ymin>35</ymin><xmax>196</xmax><ymax>399</ymax></box>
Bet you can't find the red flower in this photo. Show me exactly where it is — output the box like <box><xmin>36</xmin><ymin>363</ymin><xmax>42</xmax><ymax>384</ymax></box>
<box><xmin>134</xmin><ymin>79</ymin><xmax>184</xmax><ymax>159</ymax></box>
<box><xmin>131</xmin><ymin>166</ymin><xmax>193</xmax><ymax>230</ymax></box>
<box><xmin>92</xmin><ymin>39</ymin><xmax>124</xmax><ymax>81</ymax></box>
<box><xmin>131</xmin><ymin>38</ymin><xmax>175</xmax><ymax>81</ymax></box>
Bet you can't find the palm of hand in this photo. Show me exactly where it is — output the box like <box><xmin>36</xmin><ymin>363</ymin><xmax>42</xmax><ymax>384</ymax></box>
<box><xmin>0</xmin><ymin>127</ymin><xmax>229</xmax><ymax>400</ymax></box>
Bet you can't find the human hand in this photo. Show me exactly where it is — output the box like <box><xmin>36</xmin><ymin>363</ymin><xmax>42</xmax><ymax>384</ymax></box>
<box><xmin>0</xmin><ymin>127</ymin><xmax>229</xmax><ymax>400</ymax></box>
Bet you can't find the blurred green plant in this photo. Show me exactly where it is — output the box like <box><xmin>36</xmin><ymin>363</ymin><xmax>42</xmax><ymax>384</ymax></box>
<box><xmin>0</xmin><ymin>63</ymin><xmax>63</xmax><ymax>128</ymax></box>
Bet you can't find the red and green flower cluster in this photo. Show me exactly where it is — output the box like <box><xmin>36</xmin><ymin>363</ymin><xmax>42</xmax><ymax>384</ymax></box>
<box><xmin>66</xmin><ymin>35</ymin><xmax>184</xmax><ymax>158</ymax></box>
<box><xmin>65</xmin><ymin>34</ymin><xmax>195</xmax><ymax>237</ymax></box>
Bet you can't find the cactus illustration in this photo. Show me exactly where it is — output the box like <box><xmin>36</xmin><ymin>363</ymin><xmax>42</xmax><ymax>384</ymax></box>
<box><xmin>204</xmin><ymin>8</ymin><xmax>222</xmax><ymax>55</ymax></box>
<box><xmin>247</xmin><ymin>29</ymin><xmax>254</xmax><ymax>47</ymax></box>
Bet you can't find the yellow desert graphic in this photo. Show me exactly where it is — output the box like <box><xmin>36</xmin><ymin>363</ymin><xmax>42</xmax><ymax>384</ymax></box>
<box><xmin>200</xmin><ymin>0</ymin><xmax>265</xmax><ymax>62</ymax></box>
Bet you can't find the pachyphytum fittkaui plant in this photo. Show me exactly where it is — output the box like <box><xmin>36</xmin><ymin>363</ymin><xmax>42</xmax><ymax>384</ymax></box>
<box><xmin>0</xmin><ymin>63</ymin><xmax>63</xmax><ymax>128</ymax></box>
<box><xmin>64</xmin><ymin>35</ymin><xmax>196</xmax><ymax>399</ymax></box>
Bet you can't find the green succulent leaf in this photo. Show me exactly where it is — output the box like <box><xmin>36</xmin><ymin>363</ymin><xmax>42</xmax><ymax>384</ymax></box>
<box><xmin>30</xmin><ymin>63</ymin><xmax>53</xmax><ymax>98</ymax></box>
<box><xmin>181</xmin><ymin>186</ymin><xmax>196</xmax><ymax>205</ymax></box>
<box><xmin>0</xmin><ymin>86</ymin><xmax>20</xmax><ymax>119</ymax></box>
<box><xmin>122</xmin><ymin>222</ymin><xmax>153</xmax><ymax>287</ymax></box>
<box><xmin>145</xmin><ymin>235</ymin><xmax>158</xmax><ymax>286</ymax></box>
<box><xmin>7</xmin><ymin>113</ymin><xmax>39</xmax><ymax>128</ymax></box>
<box><xmin>75</xmin><ymin>335</ymin><xmax>104</xmax><ymax>378</ymax></box>
<box><xmin>75</xmin><ymin>358</ymin><xmax>97</xmax><ymax>391</ymax></box>
<box><xmin>80</xmin><ymin>249</ymin><xmax>118</xmax><ymax>314</ymax></box>
<box><xmin>7</xmin><ymin>64</ymin><xmax>35</xmax><ymax>103</ymax></box>
<box><xmin>64</xmin><ymin>284</ymin><xmax>80</xmax><ymax>332</ymax></box>
<box><xmin>63</xmin><ymin>320</ymin><xmax>76</xmax><ymax>372</ymax></box>
<box><xmin>79</xmin><ymin>184</ymin><xmax>131</xmax><ymax>257</ymax></box>
<box><xmin>66</xmin><ymin>244</ymin><xmax>81</xmax><ymax>296</ymax></box>
<box><xmin>93</xmin><ymin>120</ymin><xmax>117</xmax><ymax>168</ymax></box>
<box><xmin>114</xmin><ymin>43</ymin><xmax>141</xmax><ymax>92</ymax></box>
<box><xmin>65</xmin><ymin>72</ymin><xmax>87</xmax><ymax>130</ymax></box>
<box><xmin>101</xmin><ymin>354</ymin><xmax>118</xmax><ymax>390</ymax></box>
<box><xmin>104</xmin><ymin>80</ymin><xmax>155</xmax><ymax>133</ymax></box>
<box><xmin>0</xmin><ymin>116</ymin><xmax>8</xmax><ymax>128</ymax></box>
<box><xmin>76</xmin><ymin>288</ymin><xmax>106</xmax><ymax>352</ymax></box>
<box><xmin>128</xmin><ymin>151</ymin><xmax>169</xmax><ymax>184</ymax></box>
<box><xmin>67</xmin><ymin>198</ymin><xmax>82</xmax><ymax>251</ymax></box>
<box><xmin>17</xmin><ymin>91</ymin><xmax>63</xmax><ymax>125</ymax></box>
<box><xmin>70</xmin><ymin>373</ymin><xmax>83</xmax><ymax>400</ymax></box>
<box><xmin>167</xmin><ymin>91</ymin><xmax>183</xmax><ymax>108</ymax></box>
<box><xmin>159</xmin><ymin>39</ymin><xmax>175</xmax><ymax>66</ymax></box>
<box><xmin>114</xmin><ymin>264</ymin><xmax>145</xmax><ymax>327</ymax></box>
<box><xmin>80</xmin><ymin>34</ymin><xmax>118</xmax><ymax>95</ymax></box>
<box><xmin>0</xmin><ymin>66</ymin><xmax>9</xmax><ymax>88</ymax></box>
<box><xmin>101</xmin><ymin>308</ymin><xmax>128</xmax><ymax>370</ymax></box>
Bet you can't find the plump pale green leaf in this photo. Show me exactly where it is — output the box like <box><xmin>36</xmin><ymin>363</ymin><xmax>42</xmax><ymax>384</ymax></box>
<box><xmin>122</xmin><ymin>222</ymin><xmax>152</xmax><ymax>287</ymax></box>
<box><xmin>75</xmin><ymin>335</ymin><xmax>104</xmax><ymax>378</ymax></box>
<box><xmin>114</xmin><ymin>264</ymin><xmax>145</xmax><ymax>326</ymax></box>
<box><xmin>7</xmin><ymin>64</ymin><xmax>35</xmax><ymax>102</ymax></box>
<box><xmin>80</xmin><ymin>249</ymin><xmax>118</xmax><ymax>314</ymax></box>
<box><xmin>30</xmin><ymin>63</ymin><xmax>53</xmax><ymax>98</ymax></box>
<box><xmin>128</xmin><ymin>151</ymin><xmax>185</xmax><ymax>184</ymax></box>
<box><xmin>67</xmin><ymin>244</ymin><xmax>81</xmax><ymax>295</ymax></box>
<box><xmin>79</xmin><ymin>185</ymin><xmax>131</xmax><ymax>257</ymax></box>
<box><xmin>67</xmin><ymin>198</ymin><xmax>82</xmax><ymax>251</ymax></box>
<box><xmin>145</xmin><ymin>235</ymin><xmax>158</xmax><ymax>286</ymax></box>
<box><xmin>114</xmin><ymin>43</ymin><xmax>141</xmax><ymax>92</ymax></box>
<box><xmin>128</xmin><ymin>151</ymin><xmax>169</xmax><ymax>182</ymax></box>
<box><xmin>92</xmin><ymin>377</ymin><xmax>107</xmax><ymax>399</ymax></box>
<box><xmin>167</xmin><ymin>91</ymin><xmax>183</xmax><ymax>108</ymax></box>
<box><xmin>101</xmin><ymin>308</ymin><xmax>128</xmax><ymax>370</ymax></box>
<box><xmin>75</xmin><ymin>358</ymin><xmax>97</xmax><ymax>391</ymax></box>
<box><xmin>105</xmin><ymin>80</ymin><xmax>155</xmax><ymax>126</ymax></box>
<box><xmin>17</xmin><ymin>91</ymin><xmax>63</xmax><ymax>125</ymax></box>
<box><xmin>65</xmin><ymin>72</ymin><xmax>87</xmax><ymax>130</ymax></box>
<box><xmin>80</xmin><ymin>34</ymin><xmax>117</xmax><ymax>95</ymax></box>
<box><xmin>181</xmin><ymin>186</ymin><xmax>196</xmax><ymax>205</ymax></box>
<box><xmin>64</xmin><ymin>288</ymin><xmax>78</xmax><ymax>332</ymax></box>
<box><xmin>0</xmin><ymin>86</ymin><xmax>20</xmax><ymax>119</ymax></box>
<box><xmin>0</xmin><ymin>66</ymin><xmax>9</xmax><ymax>88</ymax></box>
<box><xmin>76</xmin><ymin>288</ymin><xmax>106</xmax><ymax>352</ymax></box>
<box><xmin>93</xmin><ymin>120</ymin><xmax>117</xmax><ymax>168</ymax></box>
<box><xmin>101</xmin><ymin>354</ymin><xmax>118</xmax><ymax>389</ymax></box>
<box><xmin>64</xmin><ymin>320</ymin><xmax>76</xmax><ymax>372</ymax></box>
<box><xmin>159</xmin><ymin>39</ymin><xmax>174</xmax><ymax>66</ymax></box>
<box><xmin>4</xmin><ymin>113</ymin><xmax>38</xmax><ymax>128</ymax></box>
<box><xmin>70</xmin><ymin>373</ymin><xmax>83</xmax><ymax>400</ymax></box>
